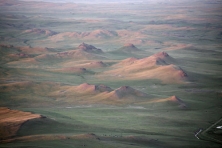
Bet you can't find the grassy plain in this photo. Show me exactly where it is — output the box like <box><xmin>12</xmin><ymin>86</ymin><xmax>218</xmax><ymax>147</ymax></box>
<box><xmin>0</xmin><ymin>0</ymin><xmax>222</xmax><ymax>147</ymax></box>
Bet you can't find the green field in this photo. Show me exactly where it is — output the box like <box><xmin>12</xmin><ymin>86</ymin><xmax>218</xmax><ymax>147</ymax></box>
<box><xmin>0</xmin><ymin>0</ymin><xmax>222</xmax><ymax>147</ymax></box>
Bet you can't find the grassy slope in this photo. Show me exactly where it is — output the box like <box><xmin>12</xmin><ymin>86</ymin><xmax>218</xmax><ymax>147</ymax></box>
<box><xmin>0</xmin><ymin>0</ymin><xmax>222</xmax><ymax>147</ymax></box>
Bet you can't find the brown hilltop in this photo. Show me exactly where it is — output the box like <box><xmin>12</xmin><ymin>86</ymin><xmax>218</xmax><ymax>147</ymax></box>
<box><xmin>148</xmin><ymin>95</ymin><xmax>187</xmax><ymax>109</ymax></box>
<box><xmin>116</xmin><ymin>43</ymin><xmax>141</xmax><ymax>53</ymax></box>
<box><xmin>103</xmin><ymin>52</ymin><xmax>187</xmax><ymax>84</ymax></box>
<box><xmin>77</xmin><ymin>43</ymin><xmax>103</xmax><ymax>53</ymax></box>
<box><xmin>108</xmin><ymin>86</ymin><xmax>149</xmax><ymax>99</ymax></box>
<box><xmin>112</xmin><ymin>52</ymin><xmax>172</xmax><ymax>71</ymax></box>
<box><xmin>153</xmin><ymin>51</ymin><xmax>169</xmax><ymax>58</ymax></box>
<box><xmin>31</xmin><ymin>43</ymin><xmax>105</xmax><ymax>62</ymax></box>
<box><xmin>76</xmin><ymin>83</ymin><xmax>112</xmax><ymax>93</ymax></box>
<box><xmin>114</xmin><ymin>51</ymin><xmax>173</xmax><ymax>68</ymax></box>
<box><xmin>76</xmin><ymin>83</ymin><xmax>97</xmax><ymax>93</ymax></box>
<box><xmin>158</xmin><ymin>96</ymin><xmax>187</xmax><ymax>109</ymax></box>
<box><xmin>49</xmin><ymin>83</ymin><xmax>153</xmax><ymax>105</ymax></box>
<box><xmin>144</xmin><ymin>51</ymin><xmax>175</xmax><ymax>65</ymax></box>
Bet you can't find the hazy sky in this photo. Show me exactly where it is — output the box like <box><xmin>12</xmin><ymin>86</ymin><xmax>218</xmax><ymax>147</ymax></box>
<box><xmin>20</xmin><ymin>0</ymin><xmax>199</xmax><ymax>3</ymax></box>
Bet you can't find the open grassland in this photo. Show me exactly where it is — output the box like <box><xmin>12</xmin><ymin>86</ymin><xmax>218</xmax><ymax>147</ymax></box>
<box><xmin>0</xmin><ymin>0</ymin><xmax>222</xmax><ymax>147</ymax></box>
<box><xmin>1</xmin><ymin>106</ymin><xmax>222</xmax><ymax>148</ymax></box>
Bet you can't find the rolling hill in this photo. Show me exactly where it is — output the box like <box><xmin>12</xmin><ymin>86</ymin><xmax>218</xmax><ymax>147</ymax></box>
<box><xmin>103</xmin><ymin>52</ymin><xmax>187</xmax><ymax>83</ymax></box>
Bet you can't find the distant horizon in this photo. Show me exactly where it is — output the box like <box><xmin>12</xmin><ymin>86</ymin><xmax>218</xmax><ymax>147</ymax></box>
<box><xmin>19</xmin><ymin>0</ymin><xmax>213</xmax><ymax>4</ymax></box>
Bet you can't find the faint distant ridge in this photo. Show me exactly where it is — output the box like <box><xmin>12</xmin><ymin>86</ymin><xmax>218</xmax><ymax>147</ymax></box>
<box><xmin>89</xmin><ymin>29</ymin><xmax>118</xmax><ymax>38</ymax></box>
<box><xmin>39</xmin><ymin>0</ymin><xmax>145</xmax><ymax>4</ymax></box>
<box><xmin>23</xmin><ymin>28</ymin><xmax>57</xmax><ymax>36</ymax></box>
<box><xmin>77</xmin><ymin>43</ymin><xmax>103</xmax><ymax>53</ymax></box>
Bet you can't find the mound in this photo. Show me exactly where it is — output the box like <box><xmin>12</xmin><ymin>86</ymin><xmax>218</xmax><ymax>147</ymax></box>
<box><xmin>55</xmin><ymin>50</ymin><xmax>105</xmax><ymax>61</ymax></box>
<box><xmin>111</xmin><ymin>52</ymin><xmax>171</xmax><ymax>71</ymax></box>
<box><xmin>151</xmin><ymin>96</ymin><xmax>187</xmax><ymax>109</ymax></box>
<box><xmin>32</xmin><ymin>43</ymin><xmax>105</xmax><ymax>62</ymax></box>
<box><xmin>153</xmin><ymin>51</ymin><xmax>169</xmax><ymax>59</ymax></box>
<box><xmin>0</xmin><ymin>107</ymin><xmax>41</xmax><ymax>140</ymax></box>
<box><xmin>134</xmin><ymin>64</ymin><xmax>188</xmax><ymax>83</ymax></box>
<box><xmin>76</xmin><ymin>83</ymin><xmax>97</xmax><ymax>93</ymax></box>
<box><xmin>145</xmin><ymin>51</ymin><xmax>175</xmax><ymax>65</ymax></box>
<box><xmin>118</xmin><ymin>43</ymin><xmax>140</xmax><ymax>53</ymax></box>
<box><xmin>108</xmin><ymin>86</ymin><xmax>149</xmax><ymax>99</ymax></box>
<box><xmin>114</xmin><ymin>51</ymin><xmax>172</xmax><ymax>68</ymax></box>
<box><xmin>115</xmin><ymin>57</ymin><xmax>138</xmax><ymax>66</ymax></box>
<box><xmin>147</xmin><ymin>96</ymin><xmax>187</xmax><ymax>109</ymax></box>
<box><xmin>76</xmin><ymin>83</ymin><xmax>112</xmax><ymax>93</ymax></box>
<box><xmin>104</xmin><ymin>52</ymin><xmax>187</xmax><ymax>83</ymax></box>
<box><xmin>77</xmin><ymin>43</ymin><xmax>103</xmax><ymax>53</ymax></box>
<box><xmin>49</xmin><ymin>84</ymin><xmax>154</xmax><ymax>105</ymax></box>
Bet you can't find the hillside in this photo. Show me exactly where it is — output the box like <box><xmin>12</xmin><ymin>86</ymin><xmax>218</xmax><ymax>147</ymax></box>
<box><xmin>103</xmin><ymin>52</ymin><xmax>187</xmax><ymax>83</ymax></box>
<box><xmin>0</xmin><ymin>107</ymin><xmax>41</xmax><ymax>140</ymax></box>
